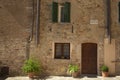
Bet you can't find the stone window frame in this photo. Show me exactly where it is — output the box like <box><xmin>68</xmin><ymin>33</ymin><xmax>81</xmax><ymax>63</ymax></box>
<box><xmin>54</xmin><ymin>43</ymin><xmax>70</xmax><ymax>59</ymax></box>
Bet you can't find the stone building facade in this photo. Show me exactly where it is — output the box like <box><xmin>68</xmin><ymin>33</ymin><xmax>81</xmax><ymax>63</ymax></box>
<box><xmin>0</xmin><ymin>0</ymin><xmax>33</xmax><ymax>76</ymax></box>
<box><xmin>1</xmin><ymin>0</ymin><xmax>120</xmax><ymax>76</ymax></box>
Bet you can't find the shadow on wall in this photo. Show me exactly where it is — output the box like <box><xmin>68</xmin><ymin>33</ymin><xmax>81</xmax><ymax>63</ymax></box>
<box><xmin>0</xmin><ymin>76</ymin><xmax>8</xmax><ymax>80</ymax></box>
<box><xmin>0</xmin><ymin>66</ymin><xmax>9</xmax><ymax>79</ymax></box>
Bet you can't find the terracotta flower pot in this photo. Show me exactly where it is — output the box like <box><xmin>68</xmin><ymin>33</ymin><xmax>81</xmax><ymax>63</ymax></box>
<box><xmin>102</xmin><ymin>72</ymin><xmax>108</xmax><ymax>77</ymax></box>
<box><xmin>28</xmin><ymin>72</ymin><xmax>35</xmax><ymax>78</ymax></box>
<box><xmin>72</xmin><ymin>72</ymin><xmax>78</xmax><ymax>78</ymax></box>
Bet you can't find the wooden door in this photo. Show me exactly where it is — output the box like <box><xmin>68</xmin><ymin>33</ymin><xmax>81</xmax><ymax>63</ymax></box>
<box><xmin>82</xmin><ymin>43</ymin><xmax>97</xmax><ymax>74</ymax></box>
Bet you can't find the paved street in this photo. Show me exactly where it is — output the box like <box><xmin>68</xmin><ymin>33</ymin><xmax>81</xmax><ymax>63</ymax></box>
<box><xmin>5</xmin><ymin>76</ymin><xmax>120</xmax><ymax>80</ymax></box>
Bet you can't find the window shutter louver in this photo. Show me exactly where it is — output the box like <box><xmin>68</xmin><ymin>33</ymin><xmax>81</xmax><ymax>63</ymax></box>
<box><xmin>65</xmin><ymin>2</ymin><xmax>71</xmax><ymax>22</ymax></box>
<box><xmin>52</xmin><ymin>2</ymin><xmax>58</xmax><ymax>22</ymax></box>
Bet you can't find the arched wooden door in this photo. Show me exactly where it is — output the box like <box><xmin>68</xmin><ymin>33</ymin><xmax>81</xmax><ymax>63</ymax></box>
<box><xmin>82</xmin><ymin>43</ymin><xmax>97</xmax><ymax>74</ymax></box>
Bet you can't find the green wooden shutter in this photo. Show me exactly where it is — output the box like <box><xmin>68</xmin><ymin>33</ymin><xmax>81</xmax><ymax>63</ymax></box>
<box><xmin>119</xmin><ymin>2</ymin><xmax>120</xmax><ymax>22</ymax></box>
<box><xmin>52</xmin><ymin>2</ymin><xmax>58</xmax><ymax>22</ymax></box>
<box><xmin>64</xmin><ymin>2</ymin><xmax>71</xmax><ymax>22</ymax></box>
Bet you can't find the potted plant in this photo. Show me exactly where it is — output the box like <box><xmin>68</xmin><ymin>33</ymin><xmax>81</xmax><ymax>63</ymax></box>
<box><xmin>22</xmin><ymin>59</ymin><xmax>42</xmax><ymax>78</ymax></box>
<box><xmin>101</xmin><ymin>65</ymin><xmax>109</xmax><ymax>77</ymax></box>
<box><xmin>68</xmin><ymin>64</ymin><xmax>79</xmax><ymax>78</ymax></box>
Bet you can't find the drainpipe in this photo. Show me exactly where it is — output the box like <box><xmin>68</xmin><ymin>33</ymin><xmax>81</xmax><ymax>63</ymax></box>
<box><xmin>36</xmin><ymin>0</ymin><xmax>40</xmax><ymax>46</ymax></box>
<box><xmin>26</xmin><ymin>37</ymin><xmax>30</xmax><ymax>60</ymax></box>
<box><xmin>106</xmin><ymin>0</ymin><xmax>111</xmax><ymax>43</ymax></box>
<box><xmin>30</xmin><ymin>0</ymin><xmax>35</xmax><ymax>41</ymax></box>
<box><xmin>26</xmin><ymin>0</ymin><xmax>35</xmax><ymax>59</ymax></box>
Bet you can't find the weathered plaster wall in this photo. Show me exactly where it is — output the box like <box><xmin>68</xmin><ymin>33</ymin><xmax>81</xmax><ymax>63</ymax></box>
<box><xmin>0</xmin><ymin>0</ymin><xmax>33</xmax><ymax>76</ymax></box>
<box><xmin>111</xmin><ymin>0</ymin><xmax>120</xmax><ymax>75</ymax></box>
<box><xmin>104</xmin><ymin>39</ymin><xmax>115</xmax><ymax>75</ymax></box>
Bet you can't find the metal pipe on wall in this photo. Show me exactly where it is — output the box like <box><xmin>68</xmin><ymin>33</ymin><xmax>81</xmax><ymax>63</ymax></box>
<box><xmin>26</xmin><ymin>0</ymin><xmax>35</xmax><ymax>59</ymax></box>
<box><xmin>30</xmin><ymin>0</ymin><xmax>35</xmax><ymax>41</ymax></box>
<box><xmin>36</xmin><ymin>0</ymin><xmax>40</xmax><ymax>46</ymax></box>
<box><xmin>106</xmin><ymin>0</ymin><xmax>111</xmax><ymax>43</ymax></box>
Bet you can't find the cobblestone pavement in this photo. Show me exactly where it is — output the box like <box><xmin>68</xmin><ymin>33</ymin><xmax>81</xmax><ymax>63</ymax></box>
<box><xmin>5</xmin><ymin>76</ymin><xmax>120</xmax><ymax>80</ymax></box>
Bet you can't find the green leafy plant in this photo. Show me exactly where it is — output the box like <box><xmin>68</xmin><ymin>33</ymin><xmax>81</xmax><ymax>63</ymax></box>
<box><xmin>68</xmin><ymin>64</ymin><xmax>79</xmax><ymax>73</ymax></box>
<box><xmin>22</xmin><ymin>59</ymin><xmax>42</xmax><ymax>74</ymax></box>
<box><xmin>101</xmin><ymin>65</ymin><xmax>109</xmax><ymax>72</ymax></box>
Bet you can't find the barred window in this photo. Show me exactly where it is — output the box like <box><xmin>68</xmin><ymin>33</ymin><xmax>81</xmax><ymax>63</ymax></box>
<box><xmin>54</xmin><ymin>43</ymin><xmax>70</xmax><ymax>59</ymax></box>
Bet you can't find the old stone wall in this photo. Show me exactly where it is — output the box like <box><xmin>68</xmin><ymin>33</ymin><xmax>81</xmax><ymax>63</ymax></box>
<box><xmin>0</xmin><ymin>0</ymin><xmax>33</xmax><ymax>76</ymax></box>
<box><xmin>1</xmin><ymin>0</ymin><xmax>120</xmax><ymax>76</ymax></box>
<box><xmin>30</xmin><ymin>0</ymin><xmax>106</xmax><ymax>75</ymax></box>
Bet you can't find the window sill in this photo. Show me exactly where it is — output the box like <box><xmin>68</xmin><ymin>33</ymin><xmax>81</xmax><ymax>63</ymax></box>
<box><xmin>52</xmin><ymin>22</ymin><xmax>71</xmax><ymax>24</ymax></box>
<box><xmin>54</xmin><ymin>55</ymin><xmax>70</xmax><ymax>60</ymax></box>
<box><xmin>54</xmin><ymin>58</ymin><xmax>70</xmax><ymax>60</ymax></box>
<box><xmin>58</xmin><ymin>22</ymin><xmax>71</xmax><ymax>25</ymax></box>
<box><xmin>52</xmin><ymin>22</ymin><xmax>72</xmax><ymax>26</ymax></box>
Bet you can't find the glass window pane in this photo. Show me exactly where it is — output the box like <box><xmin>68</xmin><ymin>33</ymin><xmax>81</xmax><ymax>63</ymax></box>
<box><xmin>55</xmin><ymin>44</ymin><xmax>62</xmax><ymax>58</ymax></box>
<box><xmin>61</xmin><ymin>6</ymin><xmax>65</xmax><ymax>22</ymax></box>
<box><xmin>63</xmin><ymin>44</ymin><xmax>70</xmax><ymax>59</ymax></box>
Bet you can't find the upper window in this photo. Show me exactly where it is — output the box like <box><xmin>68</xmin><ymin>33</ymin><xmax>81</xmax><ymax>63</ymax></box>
<box><xmin>54</xmin><ymin>43</ymin><xmax>70</xmax><ymax>59</ymax></box>
<box><xmin>52</xmin><ymin>2</ymin><xmax>71</xmax><ymax>23</ymax></box>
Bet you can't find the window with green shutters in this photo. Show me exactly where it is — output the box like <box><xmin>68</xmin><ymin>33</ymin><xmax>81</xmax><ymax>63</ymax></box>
<box><xmin>52</xmin><ymin>2</ymin><xmax>71</xmax><ymax>23</ymax></box>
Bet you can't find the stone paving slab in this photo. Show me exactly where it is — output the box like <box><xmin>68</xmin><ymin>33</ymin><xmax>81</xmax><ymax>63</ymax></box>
<box><xmin>5</xmin><ymin>76</ymin><xmax>120</xmax><ymax>80</ymax></box>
